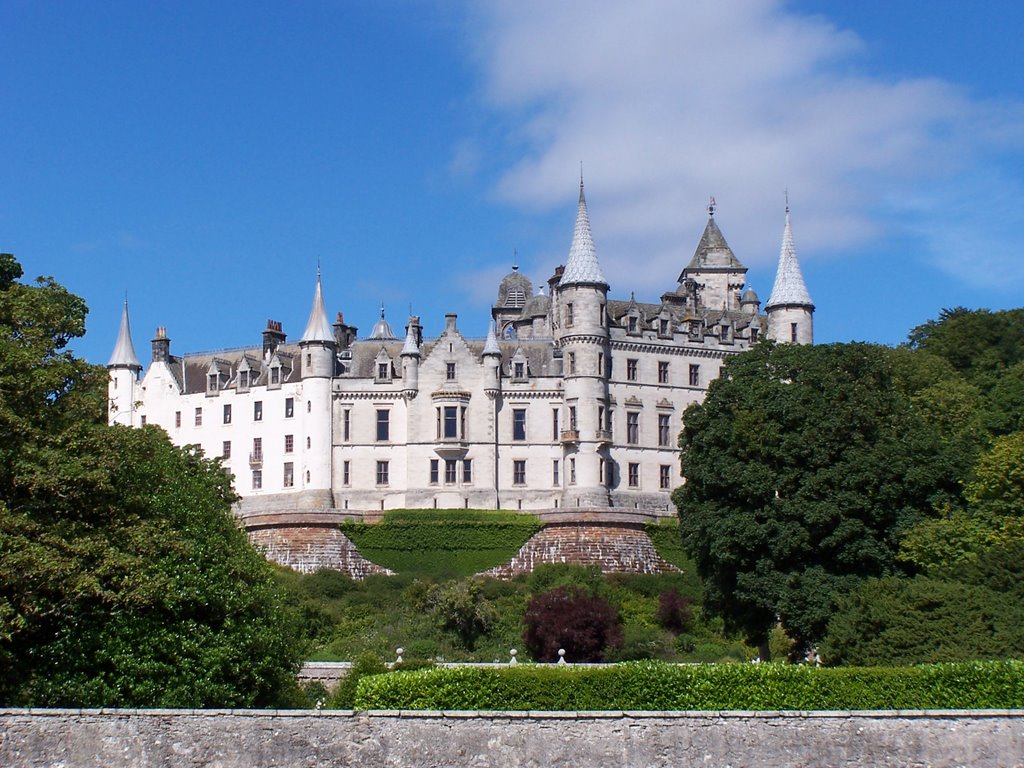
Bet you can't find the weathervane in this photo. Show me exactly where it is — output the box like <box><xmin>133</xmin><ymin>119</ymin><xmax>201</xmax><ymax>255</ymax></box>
<box><xmin>708</xmin><ymin>196</ymin><xmax>716</xmax><ymax>217</ymax></box>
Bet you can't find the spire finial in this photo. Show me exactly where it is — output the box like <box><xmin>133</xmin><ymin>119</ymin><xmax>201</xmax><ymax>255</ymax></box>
<box><xmin>785</xmin><ymin>189</ymin><xmax>790</xmax><ymax>215</ymax></box>
<box><xmin>380</xmin><ymin>302</ymin><xmax>385</xmax><ymax>319</ymax></box>
<box><xmin>512</xmin><ymin>248</ymin><xmax>518</xmax><ymax>271</ymax></box>
<box><xmin>317</xmin><ymin>256</ymin><xmax>322</xmax><ymax>279</ymax></box>
<box><xmin>708</xmin><ymin>196</ymin><xmax>716</xmax><ymax>217</ymax></box>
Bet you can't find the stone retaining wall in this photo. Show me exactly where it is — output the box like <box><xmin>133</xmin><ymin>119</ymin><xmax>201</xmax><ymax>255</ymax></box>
<box><xmin>1</xmin><ymin>709</ymin><xmax>1021</xmax><ymax>767</ymax></box>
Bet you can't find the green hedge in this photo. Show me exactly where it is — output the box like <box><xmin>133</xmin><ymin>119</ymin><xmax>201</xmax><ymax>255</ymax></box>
<box><xmin>354</xmin><ymin>660</ymin><xmax>1024</xmax><ymax>711</ymax></box>
<box><xmin>340</xmin><ymin>510</ymin><xmax>543</xmax><ymax>578</ymax></box>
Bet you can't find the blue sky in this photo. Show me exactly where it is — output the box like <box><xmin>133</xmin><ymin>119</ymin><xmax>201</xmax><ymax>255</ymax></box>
<box><xmin>3</xmin><ymin>0</ymin><xmax>1023</xmax><ymax>364</ymax></box>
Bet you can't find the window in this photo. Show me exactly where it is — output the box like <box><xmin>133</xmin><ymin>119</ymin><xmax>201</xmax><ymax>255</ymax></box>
<box><xmin>445</xmin><ymin>459</ymin><xmax>457</xmax><ymax>484</ymax></box>
<box><xmin>446</xmin><ymin>362</ymin><xmax>457</xmax><ymax>380</ymax></box>
<box><xmin>251</xmin><ymin>437</ymin><xmax>262</xmax><ymax>462</ymax></box>
<box><xmin>569</xmin><ymin>457</ymin><xmax>576</xmax><ymax>484</ymax></box>
<box><xmin>252</xmin><ymin>469</ymin><xmax>262</xmax><ymax>489</ymax></box>
<box><xmin>223</xmin><ymin>403</ymin><xmax>232</xmax><ymax>424</ymax></box>
<box><xmin>627</xmin><ymin>411</ymin><xmax>639</xmax><ymax>444</ymax></box>
<box><xmin>222</xmin><ymin>441</ymin><xmax>231</xmax><ymax>459</ymax></box>
<box><xmin>552</xmin><ymin>460</ymin><xmax>560</xmax><ymax>486</ymax></box>
<box><xmin>343</xmin><ymin>409</ymin><xmax>351</xmax><ymax>441</ymax></box>
<box><xmin>342</xmin><ymin>460</ymin><xmax>350</xmax><ymax>486</ymax></box>
<box><xmin>750</xmin><ymin>327</ymin><xmax>759</xmax><ymax>342</ymax></box>
<box><xmin>376</xmin><ymin>460</ymin><xmax>389</xmax><ymax>485</ymax></box>
<box><xmin>237</xmin><ymin>370</ymin><xmax>249</xmax><ymax>390</ymax></box>
<box><xmin>627</xmin><ymin>359</ymin><xmax>638</xmax><ymax>381</ymax></box>
<box><xmin>658</xmin><ymin>414</ymin><xmax>671</xmax><ymax>447</ymax></box>
<box><xmin>285</xmin><ymin>397</ymin><xmax>294</xmax><ymax>418</ymax></box>
<box><xmin>377</xmin><ymin>362</ymin><xmax>390</xmax><ymax>380</ymax></box>
<box><xmin>659</xmin><ymin>318</ymin><xmax>669</xmax><ymax>336</ymax></box>
<box><xmin>791</xmin><ymin>322</ymin><xmax>798</xmax><ymax>343</ymax></box>
<box><xmin>598</xmin><ymin>406</ymin><xmax>604</xmax><ymax>433</ymax></box>
<box><xmin>194</xmin><ymin>407</ymin><xmax>203</xmax><ymax>426</ymax></box>
<box><xmin>462</xmin><ymin>459</ymin><xmax>472</xmax><ymax>484</ymax></box>
<box><xmin>284</xmin><ymin>434</ymin><xmax>294</xmax><ymax>453</ymax></box>
<box><xmin>283</xmin><ymin>462</ymin><xmax>294</xmax><ymax>488</ymax></box>
<box><xmin>568</xmin><ymin>352</ymin><xmax>576</xmax><ymax>374</ymax></box>
<box><xmin>307</xmin><ymin>400</ymin><xmax>311</xmax><ymax>413</ymax></box>
<box><xmin>430</xmin><ymin>459</ymin><xmax>439</xmax><ymax>484</ymax></box>
<box><xmin>270</xmin><ymin>366</ymin><xmax>280</xmax><ymax>385</ymax></box>
<box><xmin>513</xmin><ymin>460</ymin><xmax>526</xmax><ymax>485</ymax></box>
<box><xmin>513</xmin><ymin>408</ymin><xmax>526</xmax><ymax>441</ymax></box>
<box><xmin>175</xmin><ymin>411</ymin><xmax>181</xmax><ymax>428</ymax></box>
<box><xmin>552</xmin><ymin>408</ymin><xmax>559</xmax><ymax>440</ymax></box>
<box><xmin>658</xmin><ymin>361</ymin><xmax>669</xmax><ymax>384</ymax></box>
<box><xmin>597</xmin><ymin>352</ymin><xmax>603</xmax><ymax>376</ymax></box>
<box><xmin>566</xmin><ymin>302</ymin><xmax>574</xmax><ymax>326</ymax></box>
<box><xmin>628</xmin><ymin>316</ymin><xmax>638</xmax><ymax>333</ymax></box>
<box><xmin>513</xmin><ymin>361</ymin><xmax>525</xmax><ymax>379</ymax></box>
<box><xmin>569</xmin><ymin>405</ymin><xmax>577</xmax><ymax>431</ymax></box>
<box><xmin>442</xmin><ymin>406</ymin><xmax>459</xmax><ymax>439</ymax></box>
<box><xmin>254</xmin><ymin>401</ymin><xmax>263</xmax><ymax>421</ymax></box>
<box><xmin>599</xmin><ymin>303</ymin><xmax>605</xmax><ymax>326</ymax></box>
<box><xmin>208</xmin><ymin>373</ymin><xmax>219</xmax><ymax>392</ymax></box>
<box><xmin>140</xmin><ymin>415</ymin><xmax>146</xmax><ymax>426</ymax></box>
<box><xmin>376</xmin><ymin>409</ymin><xmax>390</xmax><ymax>441</ymax></box>
<box><xmin>721</xmin><ymin>324</ymin><xmax>730</xmax><ymax>342</ymax></box>
<box><xmin>628</xmin><ymin>463</ymin><xmax>639</xmax><ymax>488</ymax></box>
<box><xmin>306</xmin><ymin>436</ymin><xmax>310</xmax><ymax>449</ymax></box>
<box><xmin>660</xmin><ymin>465</ymin><xmax>672</xmax><ymax>489</ymax></box>
<box><xmin>689</xmin><ymin>364</ymin><xmax>700</xmax><ymax>387</ymax></box>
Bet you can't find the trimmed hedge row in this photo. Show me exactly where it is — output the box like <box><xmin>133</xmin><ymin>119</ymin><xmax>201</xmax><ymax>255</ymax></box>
<box><xmin>354</xmin><ymin>660</ymin><xmax>1024</xmax><ymax>711</ymax></box>
<box><xmin>340</xmin><ymin>510</ymin><xmax>543</xmax><ymax>577</ymax></box>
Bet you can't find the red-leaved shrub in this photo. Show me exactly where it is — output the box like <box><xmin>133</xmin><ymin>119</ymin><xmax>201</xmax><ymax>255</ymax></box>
<box><xmin>522</xmin><ymin>586</ymin><xmax>623</xmax><ymax>662</ymax></box>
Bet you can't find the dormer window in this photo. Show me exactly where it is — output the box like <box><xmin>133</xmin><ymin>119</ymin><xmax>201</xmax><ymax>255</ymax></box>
<box><xmin>514</xmin><ymin>362</ymin><xmax>525</xmax><ymax>379</ymax></box>
<box><xmin>689</xmin><ymin>320</ymin><xmax>702</xmax><ymax>339</ymax></box>
<box><xmin>207</xmin><ymin>373</ymin><xmax>219</xmax><ymax>393</ymax></box>
<box><xmin>751</xmin><ymin>327</ymin><xmax>759</xmax><ymax>342</ymax></box>
<box><xmin>378</xmin><ymin>362</ymin><xmax>390</xmax><ymax>380</ymax></box>
<box><xmin>271</xmin><ymin>367</ymin><xmax>280</xmax><ymax>385</ymax></box>
<box><xmin>628</xmin><ymin>316</ymin><xmax>638</xmax><ymax>333</ymax></box>
<box><xmin>720</xmin><ymin>324</ymin><xmax>731</xmax><ymax>342</ymax></box>
<box><xmin>659</xmin><ymin>318</ymin><xmax>670</xmax><ymax>337</ymax></box>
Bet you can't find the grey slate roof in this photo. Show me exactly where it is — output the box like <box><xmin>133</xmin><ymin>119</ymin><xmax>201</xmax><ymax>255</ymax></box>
<box><xmin>368</xmin><ymin>306</ymin><xmax>398</xmax><ymax>340</ymax></box>
<box><xmin>560</xmin><ymin>180</ymin><xmax>608</xmax><ymax>287</ymax></box>
<box><xmin>765</xmin><ymin>211</ymin><xmax>814</xmax><ymax>309</ymax></box>
<box><xmin>300</xmin><ymin>273</ymin><xmax>335</xmax><ymax>343</ymax></box>
<box><xmin>108</xmin><ymin>300</ymin><xmax>142</xmax><ymax>369</ymax></box>
<box><xmin>679</xmin><ymin>216</ymin><xmax>746</xmax><ymax>280</ymax></box>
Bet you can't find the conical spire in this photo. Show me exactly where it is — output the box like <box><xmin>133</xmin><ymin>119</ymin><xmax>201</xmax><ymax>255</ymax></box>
<box><xmin>300</xmin><ymin>269</ymin><xmax>335</xmax><ymax>343</ymax></box>
<box><xmin>482</xmin><ymin>320</ymin><xmax>501</xmax><ymax>357</ymax></box>
<box><xmin>560</xmin><ymin>177</ymin><xmax>608</xmax><ymax>287</ymax></box>
<box><xmin>766</xmin><ymin>208</ymin><xmax>814</xmax><ymax>309</ymax></box>
<box><xmin>107</xmin><ymin>299</ymin><xmax>141</xmax><ymax>369</ymax></box>
<box><xmin>679</xmin><ymin>199</ymin><xmax>744</xmax><ymax>280</ymax></box>
<box><xmin>401</xmin><ymin>318</ymin><xmax>420</xmax><ymax>356</ymax></box>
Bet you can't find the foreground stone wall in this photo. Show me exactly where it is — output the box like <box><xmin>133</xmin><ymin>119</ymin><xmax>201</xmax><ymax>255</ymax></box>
<box><xmin>2</xmin><ymin>709</ymin><xmax>1021</xmax><ymax>768</ymax></box>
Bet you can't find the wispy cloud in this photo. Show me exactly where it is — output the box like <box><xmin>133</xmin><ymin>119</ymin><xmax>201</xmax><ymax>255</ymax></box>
<box><xmin>461</xmin><ymin>0</ymin><xmax>1024</xmax><ymax>294</ymax></box>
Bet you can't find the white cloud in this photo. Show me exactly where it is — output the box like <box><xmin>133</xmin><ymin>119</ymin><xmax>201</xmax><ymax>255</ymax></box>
<box><xmin>461</xmin><ymin>0</ymin><xmax>1024</xmax><ymax>295</ymax></box>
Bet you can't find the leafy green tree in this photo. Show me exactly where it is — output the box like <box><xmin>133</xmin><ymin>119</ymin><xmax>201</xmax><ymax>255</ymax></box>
<box><xmin>964</xmin><ymin>431</ymin><xmax>1024</xmax><ymax>518</ymax></box>
<box><xmin>425</xmin><ymin>578</ymin><xmax>498</xmax><ymax>650</ymax></box>
<box><xmin>0</xmin><ymin>254</ymin><xmax>301</xmax><ymax>706</ymax></box>
<box><xmin>674</xmin><ymin>342</ymin><xmax>961</xmax><ymax>653</ymax></box>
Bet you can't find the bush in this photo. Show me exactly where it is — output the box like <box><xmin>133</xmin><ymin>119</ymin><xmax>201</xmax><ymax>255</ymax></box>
<box><xmin>329</xmin><ymin>652</ymin><xmax>388</xmax><ymax>709</ymax></box>
<box><xmin>354</xmin><ymin>660</ymin><xmax>1024</xmax><ymax>711</ymax></box>
<box><xmin>522</xmin><ymin>586</ymin><xmax>623</xmax><ymax>662</ymax></box>
<box><xmin>655</xmin><ymin>590</ymin><xmax>693</xmax><ymax>634</ymax></box>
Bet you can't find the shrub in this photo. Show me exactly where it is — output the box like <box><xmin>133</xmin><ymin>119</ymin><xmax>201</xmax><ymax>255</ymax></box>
<box><xmin>329</xmin><ymin>652</ymin><xmax>387</xmax><ymax>709</ymax></box>
<box><xmin>655</xmin><ymin>590</ymin><xmax>693</xmax><ymax>634</ymax></box>
<box><xmin>522</xmin><ymin>586</ymin><xmax>623</xmax><ymax>662</ymax></box>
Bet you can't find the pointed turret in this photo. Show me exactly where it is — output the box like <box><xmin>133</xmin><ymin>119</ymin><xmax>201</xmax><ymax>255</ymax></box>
<box><xmin>678</xmin><ymin>198</ymin><xmax>748</xmax><ymax>312</ymax></box>
<box><xmin>482</xmin><ymin>320</ymin><xmax>502</xmax><ymax>358</ymax></box>
<box><xmin>766</xmin><ymin>205</ymin><xmax>814</xmax><ymax>345</ymax></box>
<box><xmin>108</xmin><ymin>299</ymin><xmax>142</xmax><ymax>371</ymax></box>
<box><xmin>401</xmin><ymin>318</ymin><xmax>420</xmax><ymax>357</ymax></box>
<box><xmin>483</xmin><ymin>320</ymin><xmax>502</xmax><ymax>396</ymax></box>
<box><xmin>560</xmin><ymin>178</ymin><xmax>607</xmax><ymax>287</ymax></box>
<box><xmin>301</xmin><ymin>269</ymin><xmax>334</xmax><ymax>343</ymax></box>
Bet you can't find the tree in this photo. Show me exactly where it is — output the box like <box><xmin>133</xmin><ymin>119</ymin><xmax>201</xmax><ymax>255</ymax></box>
<box><xmin>964</xmin><ymin>431</ymin><xmax>1024</xmax><ymax>518</ymax></box>
<box><xmin>674</xmin><ymin>342</ymin><xmax>962</xmax><ymax>653</ymax></box>
<box><xmin>0</xmin><ymin>254</ymin><xmax>301</xmax><ymax>706</ymax></box>
<box><xmin>522</xmin><ymin>586</ymin><xmax>622</xmax><ymax>662</ymax></box>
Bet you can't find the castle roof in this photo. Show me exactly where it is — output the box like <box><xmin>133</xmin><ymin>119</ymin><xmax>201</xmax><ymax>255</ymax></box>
<box><xmin>496</xmin><ymin>266</ymin><xmax>532</xmax><ymax>308</ymax></box>
<box><xmin>401</xmin><ymin>319</ymin><xmax>420</xmax><ymax>356</ymax></box>
<box><xmin>482</xmin><ymin>321</ymin><xmax>501</xmax><ymax>357</ymax></box>
<box><xmin>108</xmin><ymin>300</ymin><xmax>141</xmax><ymax>369</ymax></box>
<box><xmin>560</xmin><ymin>179</ymin><xmax>608</xmax><ymax>287</ymax></box>
<box><xmin>300</xmin><ymin>272</ymin><xmax>335</xmax><ymax>343</ymax></box>
<box><xmin>679</xmin><ymin>210</ymin><xmax>745</xmax><ymax>281</ymax></box>
<box><xmin>368</xmin><ymin>305</ymin><xmax>398</xmax><ymax>340</ymax></box>
<box><xmin>765</xmin><ymin>210</ymin><xmax>814</xmax><ymax>309</ymax></box>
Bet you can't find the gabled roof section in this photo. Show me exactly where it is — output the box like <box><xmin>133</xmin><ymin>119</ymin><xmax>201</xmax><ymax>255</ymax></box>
<box><xmin>108</xmin><ymin>300</ymin><xmax>141</xmax><ymax>369</ymax></box>
<box><xmin>560</xmin><ymin>179</ymin><xmax>608</xmax><ymax>287</ymax></box>
<box><xmin>679</xmin><ymin>205</ymin><xmax>746</xmax><ymax>281</ymax></box>
<box><xmin>766</xmin><ymin>210</ymin><xmax>814</xmax><ymax>309</ymax></box>
<box><xmin>300</xmin><ymin>271</ymin><xmax>335</xmax><ymax>343</ymax></box>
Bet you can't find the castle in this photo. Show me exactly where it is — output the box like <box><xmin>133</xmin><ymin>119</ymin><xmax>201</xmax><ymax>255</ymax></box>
<box><xmin>107</xmin><ymin>181</ymin><xmax>813</xmax><ymax>574</ymax></box>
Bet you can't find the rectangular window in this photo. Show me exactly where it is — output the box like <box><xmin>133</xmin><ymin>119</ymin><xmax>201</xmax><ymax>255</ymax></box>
<box><xmin>791</xmin><ymin>322</ymin><xmax>798</xmax><ymax>343</ymax></box>
<box><xmin>445</xmin><ymin>459</ymin><xmax>457</xmax><ymax>484</ymax></box>
<box><xmin>569</xmin><ymin>457</ymin><xmax>576</xmax><ymax>484</ymax></box>
<box><xmin>513</xmin><ymin>361</ymin><xmax>525</xmax><ymax>379</ymax></box>
<box><xmin>513</xmin><ymin>460</ymin><xmax>526</xmax><ymax>485</ymax></box>
<box><xmin>222</xmin><ymin>440</ymin><xmax>231</xmax><ymax>459</ymax></box>
<box><xmin>751</xmin><ymin>327</ymin><xmax>760</xmax><ymax>342</ymax></box>
<box><xmin>658</xmin><ymin>414</ymin><xmax>671</xmax><ymax>447</ymax></box>
<box><xmin>284</xmin><ymin>434</ymin><xmax>294</xmax><ymax>453</ymax></box>
<box><xmin>570</xmin><ymin>405</ymin><xmax>577</xmax><ymax>431</ymax></box>
<box><xmin>285</xmin><ymin>397</ymin><xmax>294</xmax><ymax>418</ymax></box>
<box><xmin>208</xmin><ymin>373</ymin><xmax>218</xmax><ymax>392</ymax></box>
<box><xmin>378</xmin><ymin>362</ymin><xmax>390</xmax><ymax>380</ymax></box>
<box><xmin>430</xmin><ymin>459</ymin><xmax>439</xmax><ymax>484</ymax></box>
<box><xmin>254</xmin><ymin>401</ymin><xmax>263</xmax><ymax>421</ymax></box>
<box><xmin>343</xmin><ymin>409</ymin><xmax>351</xmax><ymax>441</ymax></box>
<box><xmin>462</xmin><ymin>459</ymin><xmax>472</xmax><ymax>484</ymax></box>
<box><xmin>627</xmin><ymin>411</ymin><xmax>639</xmax><ymax>444</ymax></box>
<box><xmin>444</xmin><ymin>406</ymin><xmax>458</xmax><ymax>438</ymax></box>
<box><xmin>628</xmin><ymin>462</ymin><xmax>640</xmax><ymax>488</ymax></box>
<box><xmin>252</xmin><ymin>469</ymin><xmax>262</xmax><ymax>490</ymax></box>
<box><xmin>194</xmin><ymin>407</ymin><xmax>203</xmax><ymax>427</ymax></box>
<box><xmin>251</xmin><ymin>437</ymin><xmax>262</xmax><ymax>462</ymax></box>
<box><xmin>658</xmin><ymin>361</ymin><xmax>669</xmax><ymax>384</ymax></box>
<box><xmin>552</xmin><ymin>408</ymin><xmax>559</xmax><ymax>440</ymax></box>
<box><xmin>446</xmin><ymin>362</ymin><xmax>457</xmax><ymax>380</ymax></box>
<box><xmin>660</xmin><ymin>465</ymin><xmax>672</xmax><ymax>489</ymax></box>
<box><xmin>175</xmin><ymin>411</ymin><xmax>181</xmax><ymax>428</ymax></box>
<box><xmin>689</xmin><ymin>364</ymin><xmax>700</xmax><ymax>387</ymax></box>
<box><xmin>140</xmin><ymin>415</ymin><xmax>146</xmax><ymax>426</ymax></box>
<box><xmin>627</xmin><ymin>359</ymin><xmax>638</xmax><ymax>381</ymax></box>
<box><xmin>283</xmin><ymin>462</ymin><xmax>294</xmax><ymax>488</ymax></box>
<box><xmin>376</xmin><ymin>460</ymin><xmax>389</xmax><ymax>486</ymax></box>
<box><xmin>566</xmin><ymin>302</ymin><xmax>574</xmax><ymax>326</ymax></box>
<box><xmin>238</xmin><ymin>370</ymin><xmax>249</xmax><ymax>390</ymax></box>
<box><xmin>513</xmin><ymin>408</ymin><xmax>526</xmax><ymax>441</ymax></box>
<box><xmin>552</xmin><ymin>459</ymin><xmax>560</xmax><ymax>486</ymax></box>
<box><xmin>376</xmin><ymin>409</ymin><xmax>390</xmax><ymax>441</ymax></box>
<box><xmin>343</xmin><ymin>460</ymin><xmax>350</xmax><ymax>486</ymax></box>
<box><xmin>597</xmin><ymin>352</ymin><xmax>603</xmax><ymax>376</ymax></box>
<box><xmin>271</xmin><ymin>367</ymin><xmax>280</xmax><ymax>385</ymax></box>
<box><xmin>568</xmin><ymin>352</ymin><xmax>576</xmax><ymax>374</ymax></box>
<box><xmin>223</xmin><ymin>403</ymin><xmax>232</xmax><ymax>424</ymax></box>
<box><xmin>628</xmin><ymin>316</ymin><xmax>638</xmax><ymax>333</ymax></box>
<box><xmin>660</xmin><ymin>318</ymin><xmax>669</xmax><ymax>336</ymax></box>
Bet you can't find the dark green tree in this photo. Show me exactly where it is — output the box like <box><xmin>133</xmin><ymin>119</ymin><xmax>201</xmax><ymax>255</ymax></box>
<box><xmin>674</xmin><ymin>342</ymin><xmax>961</xmax><ymax>653</ymax></box>
<box><xmin>0</xmin><ymin>254</ymin><xmax>301</xmax><ymax>706</ymax></box>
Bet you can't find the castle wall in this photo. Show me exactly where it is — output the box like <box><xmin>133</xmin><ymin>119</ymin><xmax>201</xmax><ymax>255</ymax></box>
<box><xmin>3</xmin><ymin>709</ymin><xmax>1020</xmax><ymax>768</ymax></box>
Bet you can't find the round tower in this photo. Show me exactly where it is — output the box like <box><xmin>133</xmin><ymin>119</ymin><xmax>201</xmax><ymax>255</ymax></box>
<box><xmin>298</xmin><ymin>270</ymin><xmax>337</xmax><ymax>508</ymax></box>
<box><xmin>765</xmin><ymin>205</ymin><xmax>814</xmax><ymax>345</ymax></box>
<box><xmin>400</xmin><ymin>316</ymin><xmax>421</xmax><ymax>397</ymax></box>
<box><xmin>107</xmin><ymin>299</ymin><xmax>142</xmax><ymax>426</ymax></box>
<box><xmin>557</xmin><ymin>178</ymin><xmax>611</xmax><ymax>508</ymax></box>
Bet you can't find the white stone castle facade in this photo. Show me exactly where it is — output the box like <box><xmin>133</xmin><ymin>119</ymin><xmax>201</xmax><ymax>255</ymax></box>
<box><xmin>107</xmin><ymin>183</ymin><xmax>813</xmax><ymax>518</ymax></box>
